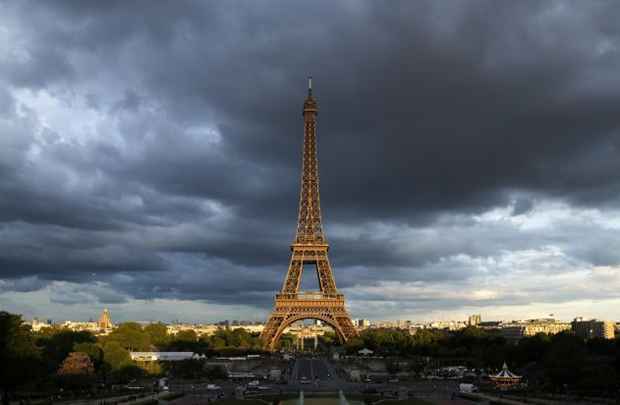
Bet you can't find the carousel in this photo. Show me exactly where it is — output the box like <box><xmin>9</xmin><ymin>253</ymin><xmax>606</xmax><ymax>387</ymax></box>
<box><xmin>489</xmin><ymin>362</ymin><xmax>522</xmax><ymax>390</ymax></box>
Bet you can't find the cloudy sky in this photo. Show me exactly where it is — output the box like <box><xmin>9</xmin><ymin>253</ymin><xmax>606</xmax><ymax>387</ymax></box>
<box><xmin>1</xmin><ymin>1</ymin><xmax>620</xmax><ymax>323</ymax></box>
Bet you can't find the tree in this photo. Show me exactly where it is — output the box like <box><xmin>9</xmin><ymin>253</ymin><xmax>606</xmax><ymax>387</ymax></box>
<box><xmin>513</xmin><ymin>333</ymin><xmax>551</xmax><ymax>365</ymax></box>
<box><xmin>37</xmin><ymin>329</ymin><xmax>96</xmax><ymax>373</ymax></box>
<box><xmin>0</xmin><ymin>312</ymin><xmax>42</xmax><ymax>405</ymax></box>
<box><xmin>144</xmin><ymin>323</ymin><xmax>169</xmax><ymax>348</ymax></box>
<box><xmin>176</xmin><ymin>329</ymin><xmax>198</xmax><ymax>342</ymax></box>
<box><xmin>57</xmin><ymin>352</ymin><xmax>95</xmax><ymax>389</ymax></box>
<box><xmin>115</xmin><ymin>365</ymin><xmax>145</xmax><ymax>383</ymax></box>
<box><xmin>344</xmin><ymin>336</ymin><xmax>364</xmax><ymax>354</ymax></box>
<box><xmin>102</xmin><ymin>341</ymin><xmax>132</xmax><ymax>371</ymax></box>
<box><xmin>104</xmin><ymin>322</ymin><xmax>151</xmax><ymax>351</ymax></box>
<box><xmin>544</xmin><ymin>332</ymin><xmax>586</xmax><ymax>389</ymax></box>
<box><xmin>277</xmin><ymin>333</ymin><xmax>295</xmax><ymax>351</ymax></box>
<box><xmin>167</xmin><ymin>330</ymin><xmax>201</xmax><ymax>352</ymax></box>
<box><xmin>58</xmin><ymin>352</ymin><xmax>95</xmax><ymax>376</ymax></box>
<box><xmin>210</xmin><ymin>335</ymin><xmax>226</xmax><ymax>350</ymax></box>
<box><xmin>74</xmin><ymin>342</ymin><xmax>104</xmax><ymax>371</ymax></box>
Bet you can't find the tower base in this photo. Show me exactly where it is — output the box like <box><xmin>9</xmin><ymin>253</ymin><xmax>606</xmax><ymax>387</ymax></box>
<box><xmin>260</xmin><ymin>293</ymin><xmax>357</xmax><ymax>351</ymax></box>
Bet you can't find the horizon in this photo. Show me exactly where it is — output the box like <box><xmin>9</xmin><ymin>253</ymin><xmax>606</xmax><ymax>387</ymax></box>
<box><xmin>20</xmin><ymin>308</ymin><xmax>620</xmax><ymax>326</ymax></box>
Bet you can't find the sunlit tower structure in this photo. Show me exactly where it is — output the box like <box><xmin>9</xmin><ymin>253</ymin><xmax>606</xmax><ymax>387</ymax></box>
<box><xmin>260</xmin><ymin>78</ymin><xmax>357</xmax><ymax>350</ymax></box>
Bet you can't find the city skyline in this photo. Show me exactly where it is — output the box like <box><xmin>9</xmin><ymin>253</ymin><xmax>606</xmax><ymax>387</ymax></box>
<box><xmin>1</xmin><ymin>2</ymin><xmax>620</xmax><ymax>323</ymax></box>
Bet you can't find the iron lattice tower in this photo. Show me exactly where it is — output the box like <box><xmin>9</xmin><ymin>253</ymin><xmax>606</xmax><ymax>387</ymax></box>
<box><xmin>260</xmin><ymin>78</ymin><xmax>357</xmax><ymax>350</ymax></box>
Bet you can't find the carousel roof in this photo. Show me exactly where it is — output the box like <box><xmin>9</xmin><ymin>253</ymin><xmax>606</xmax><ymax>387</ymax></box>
<box><xmin>490</xmin><ymin>362</ymin><xmax>522</xmax><ymax>380</ymax></box>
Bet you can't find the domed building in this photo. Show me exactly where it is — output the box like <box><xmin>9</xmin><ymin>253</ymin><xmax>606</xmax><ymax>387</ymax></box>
<box><xmin>97</xmin><ymin>308</ymin><xmax>113</xmax><ymax>330</ymax></box>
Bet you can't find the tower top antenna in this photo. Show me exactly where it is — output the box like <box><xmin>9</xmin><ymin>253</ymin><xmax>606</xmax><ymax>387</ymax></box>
<box><xmin>308</xmin><ymin>76</ymin><xmax>312</xmax><ymax>95</ymax></box>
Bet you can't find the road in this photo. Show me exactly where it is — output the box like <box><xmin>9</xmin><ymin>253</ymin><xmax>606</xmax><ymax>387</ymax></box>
<box><xmin>170</xmin><ymin>357</ymin><xmax>478</xmax><ymax>404</ymax></box>
<box><xmin>286</xmin><ymin>357</ymin><xmax>479</xmax><ymax>404</ymax></box>
<box><xmin>292</xmin><ymin>358</ymin><xmax>331</xmax><ymax>382</ymax></box>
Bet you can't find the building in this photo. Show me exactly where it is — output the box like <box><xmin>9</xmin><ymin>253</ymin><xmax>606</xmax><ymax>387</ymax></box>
<box><xmin>427</xmin><ymin>320</ymin><xmax>467</xmax><ymax>331</ymax></box>
<box><xmin>478</xmin><ymin>321</ymin><xmax>502</xmax><ymax>331</ymax></box>
<box><xmin>572</xmin><ymin>318</ymin><xmax>615</xmax><ymax>339</ymax></box>
<box><xmin>130</xmin><ymin>352</ymin><xmax>202</xmax><ymax>362</ymax></box>
<box><xmin>468</xmin><ymin>314</ymin><xmax>481</xmax><ymax>326</ymax></box>
<box><xmin>501</xmin><ymin>319</ymin><xmax>571</xmax><ymax>340</ymax></box>
<box><xmin>166</xmin><ymin>323</ymin><xmax>264</xmax><ymax>336</ymax></box>
<box><xmin>98</xmin><ymin>308</ymin><xmax>113</xmax><ymax>330</ymax></box>
<box><xmin>29</xmin><ymin>318</ymin><xmax>52</xmax><ymax>332</ymax></box>
<box><xmin>358</xmin><ymin>319</ymin><xmax>371</xmax><ymax>328</ymax></box>
<box><xmin>62</xmin><ymin>321</ymin><xmax>99</xmax><ymax>333</ymax></box>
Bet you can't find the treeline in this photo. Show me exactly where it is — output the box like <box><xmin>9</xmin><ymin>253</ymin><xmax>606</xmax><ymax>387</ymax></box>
<box><xmin>345</xmin><ymin>326</ymin><xmax>618</xmax><ymax>394</ymax></box>
<box><xmin>0</xmin><ymin>311</ymin><xmax>263</xmax><ymax>404</ymax></box>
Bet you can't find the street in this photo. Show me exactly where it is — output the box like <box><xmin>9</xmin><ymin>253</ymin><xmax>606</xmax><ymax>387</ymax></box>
<box><xmin>171</xmin><ymin>356</ymin><xmax>477</xmax><ymax>405</ymax></box>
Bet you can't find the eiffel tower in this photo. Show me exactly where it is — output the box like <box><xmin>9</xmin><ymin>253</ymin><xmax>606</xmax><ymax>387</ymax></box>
<box><xmin>260</xmin><ymin>78</ymin><xmax>357</xmax><ymax>350</ymax></box>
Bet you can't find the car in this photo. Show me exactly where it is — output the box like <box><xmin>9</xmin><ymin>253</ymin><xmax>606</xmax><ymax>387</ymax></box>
<box><xmin>300</xmin><ymin>377</ymin><xmax>311</xmax><ymax>384</ymax></box>
<box><xmin>458</xmin><ymin>383</ymin><xmax>478</xmax><ymax>393</ymax></box>
<box><xmin>248</xmin><ymin>380</ymin><xmax>260</xmax><ymax>386</ymax></box>
<box><xmin>207</xmin><ymin>384</ymin><xmax>221</xmax><ymax>391</ymax></box>
<box><xmin>388</xmin><ymin>378</ymin><xmax>399</xmax><ymax>383</ymax></box>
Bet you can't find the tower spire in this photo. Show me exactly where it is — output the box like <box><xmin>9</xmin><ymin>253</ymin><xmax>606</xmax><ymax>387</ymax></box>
<box><xmin>297</xmin><ymin>77</ymin><xmax>322</xmax><ymax>243</ymax></box>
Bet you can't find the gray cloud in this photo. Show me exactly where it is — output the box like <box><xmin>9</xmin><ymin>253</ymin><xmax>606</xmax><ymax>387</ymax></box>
<box><xmin>1</xmin><ymin>1</ymin><xmax>620</xmax><ymax>319</ymax></box>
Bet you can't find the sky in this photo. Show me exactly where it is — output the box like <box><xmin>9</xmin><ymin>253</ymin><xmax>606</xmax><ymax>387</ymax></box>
<box><xmin>1</xmin><ymin>1</ymin><xmax>620</xmax><ymax>323</ymax></box>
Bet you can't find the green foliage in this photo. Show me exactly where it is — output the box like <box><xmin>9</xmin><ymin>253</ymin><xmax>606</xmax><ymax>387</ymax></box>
<box><xmin>166</xmin><ymin>332</ymin><xmax>209</xmax><ymax>353</ymax></box>
<box><xmin>0</xmin><ymin>312</ymin><xmax>43</xmax><ymax>405</ymax></box>
<box><xmin>543</xmin><ymin>332</ymin><xmax>587</xmax><ymax>387</ymax></box>
<box><xmin>101</xmin><ymin>341</ymin><xmax>132</xmax><ymax>371</ymax></box>
<box><xmin>73</xmin><ymin>342</ymin><xmax>104</xmax><ymax>370</ymax></box>
<box><xmin>144</xmin><ymin>322</ymin><xmax>170</xmax><ymax>348</ymax></box>
<box><xmin>176</xmin><ymin>329</ymin><xmax>198</xmax><ymax>342</ymax></box>
<box><xmin>344</xmin><ymin>328</ymin><xmax>446</xmax><ymax>356</ymax></box>
<box><xmin>37</xmin><ymin>329</ymin><xmax>96</xmax><ymax>373</ymax></box>
<box><xmin>319</xmin><ymin>331</ymin><xmax>336</xmax><ymax>346</ymax></box>
<box><xmin>210</xmin><ymin>328</ymin><xmax>260</xmax><ymax>349</ymax></box>
<box><xmin>114</xmin><ymin>364</ymin><xmax>146</xmax><ymax>383</ymax></box>
<box><xmin>164</xmin><ymin>328</ymin><xmax>262</xmax><ymax>354</ymax></box>
<box><xmin>103</xmin><ymin>322</ymin><xmax>151</xmax><ymax>351</ymax></box>
<box><xmin>513</xmin><ymin>333</ymin><xmax>552</xmax><ymax>364</ymax></box>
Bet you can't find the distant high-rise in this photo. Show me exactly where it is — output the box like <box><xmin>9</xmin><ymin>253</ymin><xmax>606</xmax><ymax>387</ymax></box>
<box><xmin>357</xmin><ymin>319</ymin><xmax>371</xmax><ymax>328</ymax></box>
<box><xmin>572</xmin><ymin>318</ymin><xmax>615</xmax><ymax>339</ymax></box>
<box><xmin>468</xmin><ymin>314</ymin><xmax>481</xmax><ymax>326</ymax></box>
<box><xmin>97</xmin><ymin>308</ymin><xmax>113</xmax><ymax>330</ymax></box>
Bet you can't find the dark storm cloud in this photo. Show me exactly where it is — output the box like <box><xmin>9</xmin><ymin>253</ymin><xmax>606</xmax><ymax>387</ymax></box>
<box><xmin>1</xmin><ymin>0</ymin><xmax>620</xmax><ymax>313</ymax></box>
